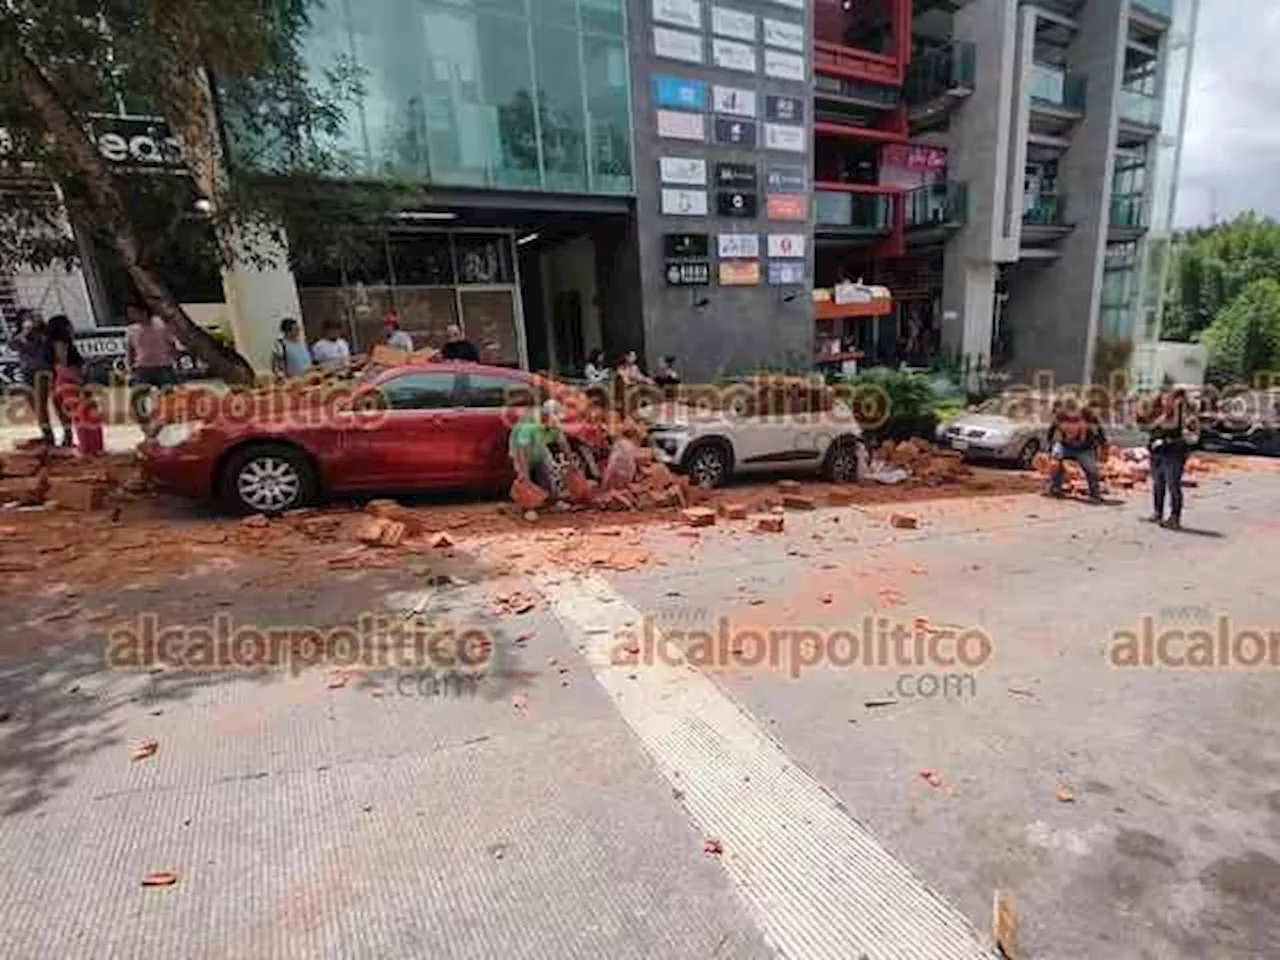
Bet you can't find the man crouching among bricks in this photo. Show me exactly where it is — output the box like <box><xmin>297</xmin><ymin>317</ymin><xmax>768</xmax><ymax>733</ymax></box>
<box><xmin>1045</xmin><ymin>398</ymin><xmax>1105</xmax><ymax>503</ymax></box>
<box><xmin>510</xmin><ymin>399</ymin><xmax>573</xmax><ymax>509</ymax></box>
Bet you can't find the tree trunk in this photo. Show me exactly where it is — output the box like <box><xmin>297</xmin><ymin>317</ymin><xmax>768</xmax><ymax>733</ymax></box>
<box><xmin>13</xmin><ymin>55</ymin><xmax>255</xmax><ymax>386</ymax></box>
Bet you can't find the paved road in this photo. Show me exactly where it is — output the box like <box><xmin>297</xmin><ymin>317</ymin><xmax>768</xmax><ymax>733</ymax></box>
<box><xmin>1</xmin><ymin>468</ymin><xmax>1278</xmax><ymax>958</ymax></box>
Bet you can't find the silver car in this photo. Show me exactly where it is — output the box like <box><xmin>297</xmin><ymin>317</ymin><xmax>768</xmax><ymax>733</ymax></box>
<box><xmin>936</xmin><ymin>396</ymin><xmax>1052</xmax><ymax>468</ymax></box>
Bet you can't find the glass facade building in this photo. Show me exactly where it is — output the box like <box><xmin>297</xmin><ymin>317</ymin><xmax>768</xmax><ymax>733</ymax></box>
<box><xmin>303</xmin><ymin>0</ymin><xmax>634</xmax><ymax>194</ymax></box>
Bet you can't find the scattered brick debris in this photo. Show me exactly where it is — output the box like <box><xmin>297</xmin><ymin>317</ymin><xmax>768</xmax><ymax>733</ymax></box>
<box><xmin>682</xmin><ymin>507</ymin><xmax>716</xmax><ymax>528</ymax></box>
<box><xmin>782</xmin><ymin>494</ymin><xmax>816</xmax><ymax>511</ymax></box>
<box><xmin>753</xmin><ymin>514</ymin><xmax>784</xmax><ymax>533</ymax></box>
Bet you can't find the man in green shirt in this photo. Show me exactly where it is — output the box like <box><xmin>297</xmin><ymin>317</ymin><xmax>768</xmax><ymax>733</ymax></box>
<box><xmin>509</xmin><ymin>399</ymin><xmax>572</xmax><ymax>500</ymax></box>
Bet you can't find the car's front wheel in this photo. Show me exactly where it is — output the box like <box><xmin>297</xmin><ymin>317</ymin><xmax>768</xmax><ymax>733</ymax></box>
<box><xmin>1016</xmin><ymin>438</ymin><xmax>1041</xmax><ymax>470</ymax></box>
<box><xmin>823</xmin><ymin>437</ymin><xmax>863</xmax><ymax>483</ymax></box>
<box><xmin>219</xmin><ymin>443</ymin><xmax>317</xmax><ymax>515</ymax></box>
<box><xmin>682</xmin><ymin>439</ymin><xmax>733</xmax><ymax>488</ymax></box>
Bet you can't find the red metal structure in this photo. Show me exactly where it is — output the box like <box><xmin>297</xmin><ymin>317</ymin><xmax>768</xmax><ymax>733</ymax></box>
<box><xmin>812</xmin><ymin>0</ymin><xmax>913</xmax><ymax>259</ymax></box>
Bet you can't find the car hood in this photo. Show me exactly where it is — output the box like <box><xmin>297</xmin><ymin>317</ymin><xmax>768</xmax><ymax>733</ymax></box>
<box><xmin>945</xmin><ymin>414</ymin><xmax>1035</xmax><ymax>432</ymax></box>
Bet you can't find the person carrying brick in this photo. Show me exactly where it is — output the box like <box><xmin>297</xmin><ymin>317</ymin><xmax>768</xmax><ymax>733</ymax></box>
<box><xmin>1045</xmin><ymin>398</ymin><xmax>1104</xmax><ymax>503</ymax></box>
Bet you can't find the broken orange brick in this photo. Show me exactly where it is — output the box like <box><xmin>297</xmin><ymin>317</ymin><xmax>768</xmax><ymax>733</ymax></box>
<box><xmin>1</xmin><ymin>453</ymin><xmax>43</xmax><ymax>478</ymax></box>
<box><xmin>0</xmin><ymin>474</ymin><xmax>48</xmax><ymax>506</ymax></box>
<box><xmin>356</xmin><ymin>516</ymin><xmax>389</xmax><ymax>545</ymax></box>
<box><xmin>682</xmin><ymin>507</ymin><xmax>716</xmax><ymax>528</ymax></box>
<box><xmin>47</xmin><ymin>478</ymin><xmax>108</xmax><ymax>512</ymax></box>
<box><xmin>428</xmin><ymin>531</ymin><xmax>454</xmax><ymax>549</ymax></box>
<box><xmin>719</xmin><ymin>502</ymin><xmax>749</xmax><ymax>520</ymax></box>
<box><xmin>890</xmin><ymin>513</ymin><xmax>919</xmax><ymax>529</ymax></box>
<box><xmin>776</xmin><ymin>479</ymin><xmax>801</xmax><ymax>492</ymax></box>
<box><xmin>753</xmin><ymin>514</ymin><xmax>785</xmax><ymax>533</ymax></box>
<box><xmin>782</xmin><ymin>494</ymin><xmax>816</xmax><ymax>511</ymax></box>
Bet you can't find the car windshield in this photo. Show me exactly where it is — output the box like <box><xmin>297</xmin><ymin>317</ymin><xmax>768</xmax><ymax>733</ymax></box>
<box><xmin>973</xmin><ymin>396</ymin><xmax>1052</xmax><ymax>422</ymax></box>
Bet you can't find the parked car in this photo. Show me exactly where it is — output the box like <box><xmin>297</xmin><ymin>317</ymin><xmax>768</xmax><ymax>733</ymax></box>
<box><xmin>1199</xmin><ymin>389</ymin><xmax>1280</xmax><ymax>456</ymax></box>
<box><xmin>644</xmin><ymin>394</ymin><xmax>865</xmax><ymax>487</ymax></box>
<box><xmin>936</xmin><ymin>394</ymin><xmax>1053</xmax><ymax>468</ymax></box>
<box><xmin>139</xmin><ymin>362</ymin><xmax>610</xmax><ymax>514</ymax></box>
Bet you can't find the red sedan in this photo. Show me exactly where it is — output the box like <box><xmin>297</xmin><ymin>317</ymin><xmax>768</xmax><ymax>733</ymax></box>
<box><xmin>139</xmin><ymin>362</ymin><xmax>610</xmax><ymax>514</ymax></box>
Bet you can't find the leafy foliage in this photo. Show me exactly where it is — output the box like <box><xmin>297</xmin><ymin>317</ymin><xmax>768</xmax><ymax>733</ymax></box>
<box><xmin>1163</xmin><ymin>213</ymin><xmax>1280</xmax><ymax>343</ymax></box>
<box><xmin>0</xmin><ymin>0</ymin><xmax>405</xmax><ymax>381</ymax></box>
<box><xmin>1199</xmin><ymin>278</ymin><xmax>1280</xmax><ymax>387</ymax></box>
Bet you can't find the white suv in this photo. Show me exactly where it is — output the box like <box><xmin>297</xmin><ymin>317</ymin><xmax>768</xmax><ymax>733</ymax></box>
<box><xmin>644</xmin><ymin>396</ymin><xmax>866</xmax><ymax>487</ymax></box>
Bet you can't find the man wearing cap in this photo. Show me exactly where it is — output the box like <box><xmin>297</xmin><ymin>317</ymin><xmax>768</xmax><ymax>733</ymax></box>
<box><xmin>509</xmin><ymin>399</ymin><xmax>572</xmax><ymax>502</ymax></box>
<box><xmin>383</xmin><ymin>312</ymin><xmax>414</xmax><ymax>352</ymax></box>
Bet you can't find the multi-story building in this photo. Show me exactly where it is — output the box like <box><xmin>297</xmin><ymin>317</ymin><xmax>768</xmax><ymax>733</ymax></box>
<box><xmin>2</xmin><ymin>0</ymin><xmax>1199</xmax><ymax>389</ymax></box>
<box><xmin>808</xmin><ymin>0</ymin><xmax>1199</xmax><ymax>387</ymax></box>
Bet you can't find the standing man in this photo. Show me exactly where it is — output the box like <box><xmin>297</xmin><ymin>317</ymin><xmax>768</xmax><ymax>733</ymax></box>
<box><xmin>1045</xmin><ymin>399</ymin><xmax>1103</xmax><ymax>503</ymax></box>
<box><xmin>125</xmin><ymin>304</ymin><xmax>178</xmax><ymax>428</ymax></box>
<box><xmin>1143</xmin><ymin>387</ymin><xmax>1198</xmax><ymax>530</ymax></box>
<box><xmin>440</xmin><ymin>323</ymin><xmax>480</xmax><ymax>362</ymax></box>
<box><xmin>12</xmin><ymin>309</ymin><xmax>54</xmax><ymax>445</ymax></box>
<box><xmin>509</xmin><ymin>399</ymin><xmax>573</xmax><ymax>504</ymax></box>
<box><xmin>383</xmin><ymin>311</ymin><xmax>414</xmax><ymax>352</ymax></box>
<box><xmin>271</xmin><ymin>318</ymin><xmax>313</xmax><ymax>379</ymax></box>
<box><xmin>310</xmin><ymin>319</ymin><xmax>351</xmax><ymax>372</ymax></box>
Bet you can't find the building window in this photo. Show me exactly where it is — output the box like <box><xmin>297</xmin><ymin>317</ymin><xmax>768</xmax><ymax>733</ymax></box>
<box><xmin>290</xmin><ymin>0</ymin><xmax>632</xmax><ymax>195</ymax></box>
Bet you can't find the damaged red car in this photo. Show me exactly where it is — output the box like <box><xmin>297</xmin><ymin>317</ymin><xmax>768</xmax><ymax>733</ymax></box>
<box><xmin>138</xmin><ymin>362</ymin><xmax>609</xmax><ymax>515</ymax></box>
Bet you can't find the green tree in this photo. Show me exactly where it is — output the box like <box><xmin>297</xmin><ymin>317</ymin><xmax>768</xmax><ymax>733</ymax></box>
<box><xmin>1163</xmin><ymin>212</ymin><xmax>1280</xmax><ymax>343</ymax></box>
<box><xmin>0</xmin><ymin>0</ymin><xmax>382</xmax><ymax>384</ymax></box>
<box><xmin>1199</xmin><ymin>278</ymin><xmax>1280</xmax><ymax>386</ymax></box>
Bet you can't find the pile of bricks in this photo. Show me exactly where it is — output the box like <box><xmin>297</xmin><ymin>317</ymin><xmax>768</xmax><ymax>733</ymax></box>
<box><xmin>348</xmin><ymin>499</ymin><xmax>458</xmax><ymax>549</ymax></box>
<box><xmin>879</xmin><ymin>439</ymin><xmax>973</xmax><ymax>485</ymax></box>
<box><xmin>591</xmin><ymin>455</ymin><xmax>693</xmax><ymax>513</ymax></box>
<box><xmin>0</xmin><ymin>450</ymin><xmax>126</xmax><ymax>512</ymax></box>
<box><xmin>355</xmin><ymin>515</ymin><xmax>408</xmax><ymax>547</ymax></box>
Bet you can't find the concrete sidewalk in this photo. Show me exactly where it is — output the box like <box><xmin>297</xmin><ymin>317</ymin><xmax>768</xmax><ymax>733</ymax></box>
<box><xmin>0</xmin><ymin>422</ymin><xmax>143</xmax><ymax>453</ymax></box>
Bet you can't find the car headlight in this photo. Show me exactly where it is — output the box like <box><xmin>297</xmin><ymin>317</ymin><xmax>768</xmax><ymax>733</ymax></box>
<box><xmin>155</xmin><ymin>420</ymin><xmax>206</xmax><ymax>449</ymax></box>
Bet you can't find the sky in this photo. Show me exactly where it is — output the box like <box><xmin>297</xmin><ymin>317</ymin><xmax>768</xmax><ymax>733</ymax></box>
<box><xmin>1175</xmin><ymin>0</ymin><xmax>1280</xmax><ymax>226</ymax></box>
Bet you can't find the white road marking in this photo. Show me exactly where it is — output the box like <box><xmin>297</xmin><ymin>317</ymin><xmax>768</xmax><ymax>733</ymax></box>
<box><xmin>541</xmin><ymin>574</ymin><xmax>995</xmax><ymax>960</ymax></box>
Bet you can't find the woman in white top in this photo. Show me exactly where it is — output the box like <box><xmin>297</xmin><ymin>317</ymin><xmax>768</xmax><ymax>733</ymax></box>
<box><xmin>310</xmin><ymin>319</ymin><xmax>351</xmax><ymax>371</ymax></box>
<box><xmin>584</xmin><ymin>349</ymin><xmax>610</xmax><ymax>384</ymax></box>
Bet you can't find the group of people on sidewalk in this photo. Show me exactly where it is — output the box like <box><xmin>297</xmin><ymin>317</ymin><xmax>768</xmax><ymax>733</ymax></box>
<box><xmin>1045</xmin><ymin>388</ymin><xmax>1199</xmax><ymax>530</ymax></box>
<box><xmin>584</xmin><ymin>350</ymin><xmax>680</xmax><ymax>390</ymax></box>
<box><xmin>11</xmin><ymin>304</ymin><xmax>177</xmax><ymax>449</ymax></box>
<box><xmin>271</xmin><ymin>312</ymin><xmax>481</xmax><ymax>379</ymax></box>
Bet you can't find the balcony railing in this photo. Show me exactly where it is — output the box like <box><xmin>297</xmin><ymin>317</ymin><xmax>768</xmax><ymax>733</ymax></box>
<box><xmin>905</xmin><ymin>42</ymin><xmax>976</xmax><ymax>104</ymax></box>
<box><xmin>1119</xmin><ymin>88</ymin><xmax>1162</xmax><ymax>127</ymax></box>
<box><xmin>1024</xmin><ymin>192</ymin><xmax>1068</xmax><ymax>226</ymax></box>
<box><xmin>815</xmin><ymin>75</ymin><xmax>900</xmax><ymax>108</ymax></box>
<box><xmin>815</xmin><ymin>190</ymin><xmax>893</xmax><ymax>232</ymax></box>
<box><xmin>905</xmin><ymin>181</ymin><xmax>968</xmax><ymax>228</ymax></box>
<box><xmin>1029</xmin><ymin>63</ymin><xmax>1087</xmax><ymax>111</ymax></box>
<box><xmin>1131</xmin><ymin>0</ymin><xmax>1172</xmax><ymax>19</ymax></box>
<box><xmin>1110</xmin><ymin>194</ymin><xmax>1147</xmax><ymax>228</ymax></box>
